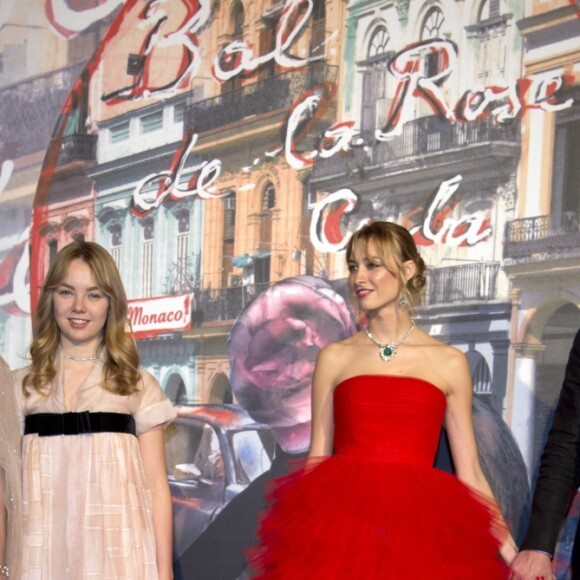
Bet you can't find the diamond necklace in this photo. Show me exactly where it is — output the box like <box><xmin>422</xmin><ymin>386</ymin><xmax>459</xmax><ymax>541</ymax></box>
<box><xmin>365</xmin><ymin>321</ymin><xmax>415</xmax><ymax>363</ymax></box>
<box><xmin>63</xmin><ymin>353</ymin><xmax>98</xmax><ymax>362</ymax></box>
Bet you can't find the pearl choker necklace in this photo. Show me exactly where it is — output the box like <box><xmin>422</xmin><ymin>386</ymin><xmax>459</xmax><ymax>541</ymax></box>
<box><xmin>365</xmin><ymin>322</ymin><xmax>415</xmax><ymax>363</ymax></box>
<box><xmin>63</xmin><ymin>353</ymin><xmax>98</xmax><ymax>362</ymax></box>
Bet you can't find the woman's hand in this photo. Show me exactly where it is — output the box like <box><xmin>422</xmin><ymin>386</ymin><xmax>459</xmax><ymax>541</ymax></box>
<box><xmin>499</xmin><ymin>537</ymin><xmax>519</xmax><ymax>568</ymax></box>
<box><xmin>509</xmin><ymin>550</ymin><xmax>556</xmax><ymax>580</ymax></box>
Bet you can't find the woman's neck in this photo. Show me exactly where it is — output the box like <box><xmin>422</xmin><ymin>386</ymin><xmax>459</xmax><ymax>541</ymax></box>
<box><xmin>60</xmin><ymin>342</ymin><xmax>101</xmax><ymax>361</ymax></box>
<box><xmin>365</xmin><ymin>311</ymin><xmax>413</xmax><ymax>344</ymax></box>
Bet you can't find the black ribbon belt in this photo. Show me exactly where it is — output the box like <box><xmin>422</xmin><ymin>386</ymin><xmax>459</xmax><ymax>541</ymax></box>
<box><xmin>24</xmin><ymin>412</ymin><xmax>136</xmax><ymax>437</ymax></box>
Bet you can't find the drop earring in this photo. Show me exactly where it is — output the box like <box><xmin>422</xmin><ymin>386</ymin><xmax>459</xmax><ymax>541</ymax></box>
<box><xmin>399</xmin><ymin>296</ymin><xmax>409</xmax><ymax>309</ymax></box>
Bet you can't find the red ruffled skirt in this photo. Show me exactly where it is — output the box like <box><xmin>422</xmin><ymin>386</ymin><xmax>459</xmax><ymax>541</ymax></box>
<box><xmin>248</xmin><ymin>456</ymin><xmax>509</xmax><ymax>579</ymax></box>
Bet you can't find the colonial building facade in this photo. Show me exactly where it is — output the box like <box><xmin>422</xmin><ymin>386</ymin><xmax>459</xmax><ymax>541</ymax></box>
<box><xmin>504</xmin><ymin>0</ymin><xmax>580</xmax><ymax>473</ymax></box>
<box><xmin>310</xmin><ymin>0</ymin><xmax>525</xmax><ymax>416</ymax></box>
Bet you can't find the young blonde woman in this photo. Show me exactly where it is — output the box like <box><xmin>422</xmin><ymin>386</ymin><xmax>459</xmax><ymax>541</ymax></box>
<box><xmin>250</xmin><ymin>221</ymin><xmax>518</xmax><ymax>578</ymax></box>
<box><xmin>0</xmin><ymin>356</ymin><xmax>21</xmax><ymax>579</ymax></box>
<box><xmin>13</xmin><ymin>241</ymin><xmax>176</xmax><ymax>579</ymax></box>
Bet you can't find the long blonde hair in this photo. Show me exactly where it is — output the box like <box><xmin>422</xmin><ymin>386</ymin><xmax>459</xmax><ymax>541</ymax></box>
<box><xmin>346</xmin><ymin>221</ymin><xmax>427</xmax><ymax>307</ymax></box>
<box><xmin>23</xmin><ymin>241</ymin><xmax>141</xmax><ymax>396</ymax></box>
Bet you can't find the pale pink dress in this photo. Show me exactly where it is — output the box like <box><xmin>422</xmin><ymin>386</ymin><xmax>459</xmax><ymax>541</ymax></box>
<box><xmin>13</xmin><ymin>352</ymin><xmax>176</xmax><ymax>580</ymax></box>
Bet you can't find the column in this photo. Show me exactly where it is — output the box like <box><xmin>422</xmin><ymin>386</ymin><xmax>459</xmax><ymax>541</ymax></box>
<box><xmin>510</xmin><ymin>342</ymin><xmax>545</xmax><ymax>478</ymax></box>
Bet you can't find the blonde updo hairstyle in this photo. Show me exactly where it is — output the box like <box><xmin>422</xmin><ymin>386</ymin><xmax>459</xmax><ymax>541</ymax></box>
<box><xmin>23</xmin><ymin>241</ymin><xmax>141</xmax><ymax>396</ymax></box>
<box><xmin>346</xmin><ymin>221</ymin><xmax>427</xmax><ymax>308</ymax></box>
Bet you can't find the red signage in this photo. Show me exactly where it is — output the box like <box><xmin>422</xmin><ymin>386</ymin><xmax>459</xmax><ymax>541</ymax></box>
<box><xmin>128</xmin><ymin>294</ymin><xmax>193</xmax><ymax>338</ymax></box>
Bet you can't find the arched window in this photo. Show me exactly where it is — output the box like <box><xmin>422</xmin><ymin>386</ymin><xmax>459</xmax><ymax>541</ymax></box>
<box><xmin>222</xmin><ymin>193</ymin><xmax>236</xmax><ymax>286</ymax></box>
<box><xmin>262</xmin><ymin>183</ymin><xmax>276</xmax><ymax>210</ymax></box>
<box><xmin>257</xmin><ymin>182</ymin><xmax>274</xmax><ymax>283</ymax></box>
<box><xmin>166</xmin><ymin>209</ymin><xmax>197</xmax><ymax>295</ymax></box>
<box><xmin>175</xmin><ymin>208</ymin><xmax>190</xmax><ymax>271</ymax></box>
<box><xmin>98</xmin><ymin>206</ymin><xmax>126</xmax><ymax>269</ymax></box>
<box><xmin>165</xmin><ymin>373</ymin><xmax>188</xmax><ymax>404</ymax></box>
<box><xmin>48</xmin><ymin>237</ymin><xmax>58</xmax><ymax>266</ymax></box>
<box><xmin>420</xmin><ymin>7</ymin><xmax>446</xmax><ymax>83</ymax></box>
<box><xmin>232</xmin><ymin>1</ymin><xmax>244</xmax><ymax>36</ymax></box>
<box><xmin>367</xmin><ymin>26</ymin><xmax>389</xmax><ymax>59</ymax></box>
<box><xmin>473</xmin><ymin>0</ymin><xmax>508</xmax><ymax>83</ymax></box>
<box><xmin>141</xmin><ymin>218</ymin><xmax>155</xmax><ymax>297</ymax></box>
<box><xmin>360</xmin><ymin>25</ymin><xmax>390</xmax><ymax>133</ymax></box>
<box><xmin>109</xmin><ymin>223</ymin><xmax>123</xmax><ymax>268</ymax></box>
<box><xmin>208</xmin><ymin>372</ymin><xmax>233</xmax><ymax>404</ymax></box>
<box><xmin>312</xmin><ymin>0</ymin><xmax>325</xmax><ymax>21</ymax></box>
<box><xmin>310</xmin><ymin>0</ymin><xmax>327</xmax><ymax>58</ymax></box>
<box><xmin>222</xmin><ymin>2</ymin><xmax>245</xmax><ymax>94</ymax></box>
<box><xmin>466</xmin><ymin>351</ymin><xmax>492</xmax><ymax>396</ymax></box>
<box><xmin>223</xmin><ymin>192</ymin><xmax>236</xmax><ymax>241</ymax></box>
<box><xmin>421</xmin><ymin>6</ymin><xmax>445</xmax><ymax>39</ymax></box>
<box><xmin>38</xmin><ymin>222</ymin><xmax>59</xmax><ymax>275</ymax></box>
<box><xmin>478</xmin><ymin>0</ymin><xmax>491</xmax><ymax>21</ymax></box>
<box><xmin>63</xmin><ymin>216</ymin><xmax>87</xmax><ymax>243</ymax></box>
<box><xmin>552</xmin><ymin>104</ymin><xmax>580</xmax><ymax>232</ymax></box>
<box><xmin>110</xmin><ymin>223</ymin><xmax>123</xmax><ymax>246</ymax></box>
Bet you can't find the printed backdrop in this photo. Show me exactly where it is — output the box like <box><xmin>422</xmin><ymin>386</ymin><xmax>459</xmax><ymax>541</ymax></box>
<box><xmin>1</xmin><ymin>0</ymin><xmax>579</xmax><ymax>577</ymax></box>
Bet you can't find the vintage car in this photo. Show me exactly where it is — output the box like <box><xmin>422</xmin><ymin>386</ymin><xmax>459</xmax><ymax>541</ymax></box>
<box><xmin>164</xmin><ymin>404</ymin><xmax>276</xmax><ymax>558</ymax></box>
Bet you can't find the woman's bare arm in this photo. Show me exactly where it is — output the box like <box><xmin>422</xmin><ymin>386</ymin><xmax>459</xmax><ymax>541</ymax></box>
<box><xmin>138</xmin><ymin>426</ymin><xmax>174</xmax><ymax>580</ymax></box>
<box><xmin>308</xmin><ymin>345</ymin><xmax>340</xmax><ymax>457</ymax></box>
<box><xmin>443</xmin><ymin>348</ymin><xmax>518</xmax><ymax>565</ymax></box>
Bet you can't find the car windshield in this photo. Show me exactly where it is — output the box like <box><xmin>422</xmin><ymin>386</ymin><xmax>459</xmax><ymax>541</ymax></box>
<box><xmin>165</xmin><ymin>421</ymin><xmax>225</xmax><ymax>482</ymax></box>
<box><xmin>229</xmin><ymin>428</ymin><xmax>276</xmax><ymax>485</ymax></box>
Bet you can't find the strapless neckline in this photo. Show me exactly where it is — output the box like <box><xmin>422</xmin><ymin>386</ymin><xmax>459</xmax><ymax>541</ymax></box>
<box><xmin>251</xmin><ymin>374</ymin><xmax>509</xmax><ymax>579</ymax></box>
<box><xmin>331</xmin><ymin>374</ymin><xmax>447</xmax><ymax>466</ymax></box>
<box><xmin>334</xmin><ymin>374</ymin><xmax>446</xmax><ymax>401</ymax></box>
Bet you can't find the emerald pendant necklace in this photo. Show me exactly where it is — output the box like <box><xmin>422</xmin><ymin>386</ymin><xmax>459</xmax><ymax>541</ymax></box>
<box><xmin>365</xmin><ymin>321</ymin><xmax>415</xmax><ymax>363</ymax></box>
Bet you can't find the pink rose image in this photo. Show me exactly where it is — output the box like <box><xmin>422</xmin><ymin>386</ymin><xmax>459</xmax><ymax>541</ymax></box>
<box><xmin>229</xmin><ymin>276</ymin><xmax>356</xmax><ymax>453</ymax></box>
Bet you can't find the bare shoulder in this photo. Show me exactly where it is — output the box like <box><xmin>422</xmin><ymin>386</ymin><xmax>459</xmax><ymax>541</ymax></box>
<box><xmin>318</xmin><ymin>335</ymin><xmax>356</xmax><ymax>361</ymax></box>
<box><xmin>430</xmin><ymin>340</ymin><xmax>468</xmax><ymax>369</ymax></box>
<box><xmin>417</xmin><ymin>331</ymin><xmax>465</xmax><ymax>362</ymax></box>
<box><xmin>433</xmin><ymin>342</ymin><xmax>470</xmax><ymax>394</ymax></box>
<box><xmin>315</xmin><ymin>335</ymin><xmax>361</xmax><ymax>387</ymax></box>
<box><xmin>412</xmin><ymin>331</ymin><xmax>470</xmax><ymax>394</ymax></box>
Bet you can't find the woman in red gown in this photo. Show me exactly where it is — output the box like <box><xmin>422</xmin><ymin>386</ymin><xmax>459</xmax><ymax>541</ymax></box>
<box><xmin>250</xmin><ymin>221</ymin><xmax>518</xmax><ymax>578</ymax></box>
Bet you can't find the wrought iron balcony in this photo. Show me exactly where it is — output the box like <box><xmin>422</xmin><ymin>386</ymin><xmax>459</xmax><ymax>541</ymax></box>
<box><xmin>311</xmin><ymin>115</ymin><xmax>520</xmax><ymax>180</ymax></box>
<box><xmin>185</xmin><ymin>64</ymin><xmax>337</xmax><ymax>135</ymax></box>
<box><xmin>194</xmin><ymin>262</ymin><xmax>500</xmax><ymax>321</ymax></box>
<box><xmin>0</xmin><ymin>63</ymin><xmax>84</xmax><ymax>159</ymax></box>
<box><xmin>194</xmin><ymin>282</ymin><xmax>270</xmax><ymax>324</ymax></box>
<box><xmin>422</xmin><ymin>262</ymin><xmax>500</xmax><ymax>306</ymax></box>
<box><xmin>56</xmin><ymin>133</ymin><xmax>98</xmax><ymax>166</ymax></box>
<box><xmin>504</xmin><ymin>214</ymin><xmax>580</xmax><ymax>261</ymax></box>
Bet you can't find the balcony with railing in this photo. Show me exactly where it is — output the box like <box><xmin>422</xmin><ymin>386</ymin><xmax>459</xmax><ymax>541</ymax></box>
<box><xmin>422</xmin><ymin>262</ymin><xmax>501</xmax><ymax>306</ymax></box>
<box><xmin>56</xmin><ymin>133</ymin><xmax>98</xmax><ymax>166</ymax></box>
<box><xmin>504</xmin><ymin>213</ymin><xmax>580</xmax><ymax>261</ymax></box>
<box><xmin>311</xmin><ymin>115</ymin><xmax>520</xmax><ymax>181</ymax></box>
<box><xmin>185</xmin><ymin>64</ymin><xmax>337</xmax><ymax>135</ymax></box>
<box><xmin>194</xmin><ymin>282</ymin><xmax>270</xmax><ymax>324</ymax></box>
<box><xmin>193</xmin><ymin>261</ymin><xmax>500</xmax><ymax>324</ymax></box>
<box><xmin>0</xmin><ymin>63</ymin><xmax>84</xmax><ymax>159</ymax></box>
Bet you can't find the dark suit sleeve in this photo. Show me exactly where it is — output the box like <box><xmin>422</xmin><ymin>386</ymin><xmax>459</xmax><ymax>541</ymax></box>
<box><xmin>521</xmin><ymin>329</ymin><xmax>580</xmax><ymax>554</ymax></box>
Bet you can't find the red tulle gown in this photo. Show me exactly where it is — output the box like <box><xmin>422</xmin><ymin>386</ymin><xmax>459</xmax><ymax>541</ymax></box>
<box><xmin>250</xmin><ymin>375</ymin><xmax>509</xmax><ymax>579</ymax></box>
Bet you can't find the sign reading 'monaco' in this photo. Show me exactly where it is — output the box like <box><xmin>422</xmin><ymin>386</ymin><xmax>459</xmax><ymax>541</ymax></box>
<box><xmin>128</xmin><ymin>294</ymin><xmax>193</xmax><ymax>338</ymax></box>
